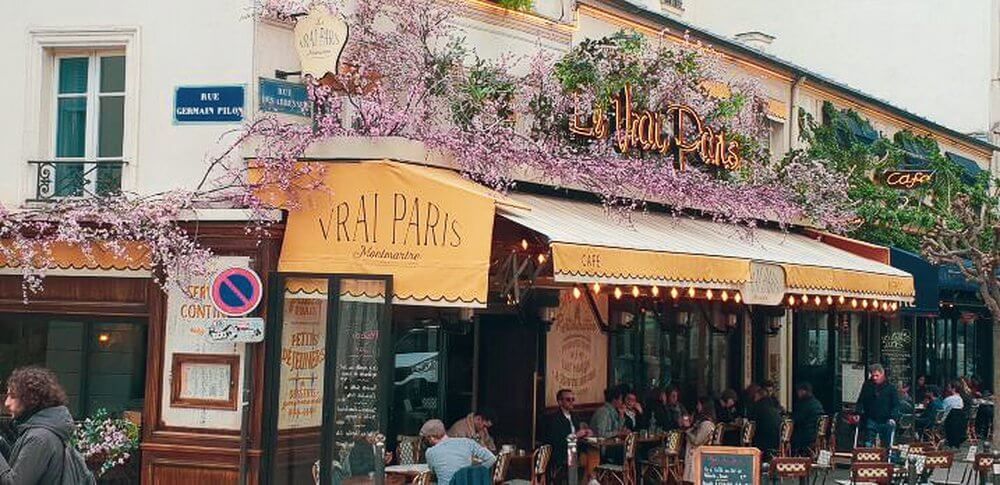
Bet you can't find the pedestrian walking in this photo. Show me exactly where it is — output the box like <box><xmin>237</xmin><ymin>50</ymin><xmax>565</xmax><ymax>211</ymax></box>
<box><xmin>0</xmin><ymin>366</ymin><xmax>94</xmax><ymax>484</ymax></box>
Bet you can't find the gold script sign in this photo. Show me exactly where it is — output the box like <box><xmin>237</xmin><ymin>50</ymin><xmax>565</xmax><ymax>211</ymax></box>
<box><xmin>570</xmin><ymin>85</ymin><xmax>743</xmax><ymax>171</ymax></box>
<box><xmin>883</xmin><ymin>170</ymin><xmax>933</xmax><ymax>189</ymax></box>
<box><xmin>294</xmin><ymin>6</ymin><xmax>349</xmax><ymax>78</ymax></box>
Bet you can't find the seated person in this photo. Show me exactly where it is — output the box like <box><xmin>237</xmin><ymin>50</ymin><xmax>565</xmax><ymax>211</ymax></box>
<box><xmin>546</xmin><ymin>389</ymin><xmax>592</xmax><ymax>482</ymax></box>
<box><xmin>749</xmin><ymin>387</ymin><xmax>783</xmax><ymax>461</ymax></box>
<box><xmin>715</xmin><ymin>389</ymin><xmax>739</xmax><ymax>424</ymax></box>
<box><xmin>591</xmin><ymin>386</ymin><xmax>627</xmax><ymax>438</ymax></box>
<box><xmin>421</xmin><ymin>419</ymin><xmax>496</xmax><ymax>485</ymax></box>
<box><xmin>623</xmin><ymin>390</ymin><xmax>646</xmax><ymax>431</ymax></box>
<box><xmin>790</xmin><ymin>382</ymin><xmax>824</xmax><ymax>456</ymax></box>
<box><xmin>448</xmin><ymin>409</ymin><xmax>497</xmax><ymax>452</ymax></box>
<box><xmin>651</xmin><ymin>386</ymin><xmax>687</xmax><ymax>432</ymax></box>
<box><xmin>942</xmin><ymin>381</ymin><xmax>965</xmax><ymax>415</ymax></box>
<box><xmin>915</xmin><ymin>386</ymin><xmax>943</xmax><ymax>436</ymax></box>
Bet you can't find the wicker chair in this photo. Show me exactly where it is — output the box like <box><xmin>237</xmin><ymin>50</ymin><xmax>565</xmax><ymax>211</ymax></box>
<box><xmin>836</xmin><ymin>462</ymin><xmax>894</xmax><ymax>485</ymax></box>
<box><xmin>594</xmin><ymin>433</ymin><xmax>636</xmax><ymax>485</ymax></box>
<box><xmin>493</xmin><ymin>451</ymin><xmax>511</xmax><ymax>485</ymax></box>
<box><xmin>710</xmin><ymin>422</ymin><xmax>727</xmax><ymax>446</ymax></box>
<box><xmin>966</xmin><ymin>404</ymin><xmax>980</xmax><ymax>442</ymax></box>
<box><xmin>641</xmin><ymin>429</ymin><xmax>683</xmax><ymax>484</ymax></box>
<box><xmin>778</xmin><ymin>418</ymin><xmax>794</xmax><ymax>457</ymax></box>
<box><xmin>741</xmin><ymin>420</ymin><xmax>756</xmax><ymax>448</ymax></box>
<box><xmin>970</xmin><ymin>453</ymin><xmax>995</xmax><ymax>485</ymax></box>
<box><xmin>923</xmin><ymin>450</ymin><xmax>960</xmax><ymax>485</ymax></box>
<box><xmin>412</xmin><ymin>470</ymin><xmax>433</xmax><ymax>485</ymax></box>
<box><xmin>396</xmin><ymin>435</ymin><xmax>424</xmax><ymax>465</ymax></box>
<box><xmin>812</xmin><ymin>415</ymin><xmax>830</xmax><ymax>456</ymax></box>
<box><xmin>851</xmin><ymin>447</ymin><xmax>888</xmax><ymax>463</ymax></box>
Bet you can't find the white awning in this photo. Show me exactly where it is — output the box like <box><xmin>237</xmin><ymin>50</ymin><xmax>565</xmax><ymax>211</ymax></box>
<box><xmin>499</xmin><ymin>193</ymin><xmax>914</xmax><ymax>302</ymax></box>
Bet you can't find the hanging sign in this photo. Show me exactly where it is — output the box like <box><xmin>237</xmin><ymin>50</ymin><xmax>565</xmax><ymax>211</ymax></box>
<box><xmin>570</xmin><ymin>84</ymin><xmax>743</xmax><ymax>171</ymax></box>
<box><xmin>740</xmin><ymin>262</ymin><xmax>786</xmax><ymax>306</ymax></box>
<box><xmin>883</xmin><ymin>170</ymin><xmax>934</xmax><ymax>189</ymax></box>
<box><xmin>174</xmin><ymin>85</ymin><xmax>245</xmax><ymax>124</ymax></box>
<box><xmin>259</xmin><ymin>78</ymin><xmax>311</xmax><ymax>117</ymax></box>
<box><xmin>294</xmin><ymin>6</ymin><xmax>349</xmax><ymax>78</ymax></box>
<box><xmin>210</xmin><ymin>267</ymin><xmax>263</xmax><ymax>317</ymax></box>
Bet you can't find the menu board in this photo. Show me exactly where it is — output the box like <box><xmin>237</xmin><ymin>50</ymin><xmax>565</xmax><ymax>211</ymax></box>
<box><xmin>277</xmin><ymin>288</ymin><xmax>328</xmax><ymax>430</ymax></box>
<box><xmin>694</xmin><ymin>446</ymin><xmax>760</xmax><ymax>485</ymax></box>
<box><xmin>841</xmin><ymin>363</ymin><xmax>866</xmax><ymax>404</ymax></box>
<box><xmin>881</xmin><ymin>329</ymin><xmax>912</xmax><ymax>387</ymax></box>
<box><xmin>332</xmin><ymin>289</ymin><xmax>387</xmax><ymax>479</ymax></box>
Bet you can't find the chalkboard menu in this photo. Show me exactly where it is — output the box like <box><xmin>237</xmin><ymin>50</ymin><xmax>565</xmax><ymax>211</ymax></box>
<box><xmin>694</xmin><ymin>446</ymin><xmax>761</xmax><ymax>485</ymax></box>
<box><xmin>881</xmin><ymin>328</ymin><xmax>912</xmax><ymax>387</ymax></box>
<box><xmin>332</xmin><ymin>289</ymin><xmax>387</xmax><ymax>480</ymax></box>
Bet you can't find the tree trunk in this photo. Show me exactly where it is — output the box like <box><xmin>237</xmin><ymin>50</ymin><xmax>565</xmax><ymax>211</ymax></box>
<box><xmin>994</xmin><ymin>314</ymin><xmax>1000</xmax><ymax>449</ymax></box>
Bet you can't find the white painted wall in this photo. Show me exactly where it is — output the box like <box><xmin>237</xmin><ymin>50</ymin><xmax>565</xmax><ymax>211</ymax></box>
<box><xmin>2</xmin><ymin>0</ymin><xmax>257</xmax><ymax>208</ymax></box>
<box><xmin>683</xmin><ymin>0</ymin><xmax>991</xmax><ymax>135</ymax></box>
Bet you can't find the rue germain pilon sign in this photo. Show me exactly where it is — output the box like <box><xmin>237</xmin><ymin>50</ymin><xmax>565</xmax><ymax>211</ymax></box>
<box><xmin>570</xmin><ymin>85</ymin><xmax>744</xmax><ymax>171</ymax></box>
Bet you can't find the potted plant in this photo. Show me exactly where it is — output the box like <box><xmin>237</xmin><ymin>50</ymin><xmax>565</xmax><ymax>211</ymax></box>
<box><xmin>75</xmin><ymin>408</ymin><xmax>140</xmax><ymax>481</ymax></box>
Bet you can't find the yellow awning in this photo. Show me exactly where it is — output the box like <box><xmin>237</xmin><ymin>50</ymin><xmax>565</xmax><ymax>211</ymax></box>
<box><xmin>0</xmin><ymin>240</ymin><xmax>152</xmax><ymax>275</ymax></box>
<box><xmin>277</xmin><ymin>160</ymin><xmax>522</xmax><ymax>307</ymax></box>
<box><xmin>500</xmin><ymin>193</ymin><xmax>914</xmax><ymax>302</ymax></box>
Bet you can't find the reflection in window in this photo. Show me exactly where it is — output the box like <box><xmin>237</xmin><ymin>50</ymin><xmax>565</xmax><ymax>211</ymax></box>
<box><xmin>393</xmin><ymin>326</ymin><xmax>441</xmax><ymax>436</ymax></box>
<box><xmin>0</xmin><ymin>314</ymin><xmax>146</xmax><ymax>417</ymax></box>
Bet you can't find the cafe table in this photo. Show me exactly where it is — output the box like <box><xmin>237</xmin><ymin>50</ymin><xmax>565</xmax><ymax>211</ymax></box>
<box><xmin>581</xmin><ymin>433</ymin><xmax>668</xmax><ymax>482</ymax></box>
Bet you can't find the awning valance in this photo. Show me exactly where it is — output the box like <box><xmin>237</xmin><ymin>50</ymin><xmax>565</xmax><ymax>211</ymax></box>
<box><xmin>277</xmin><ymin>160</ymin><xmax>523</xmax><ymax>307</ymax></box>
<box><xmin>0</xmin><ymin>241</ymin><xmax>152</xmax><ymax>277</ymax></box>
<box><xmin>500</xmin><ymin>193</ymin><xmax>915</xmax><ymax>302</ymax></box>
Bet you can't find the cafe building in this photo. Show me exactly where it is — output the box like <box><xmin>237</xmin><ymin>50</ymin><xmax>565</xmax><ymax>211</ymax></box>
<box><xmin>1</xmin><ymin>0</ymin><xmax>992</xmax><ymax>484</ymax></box>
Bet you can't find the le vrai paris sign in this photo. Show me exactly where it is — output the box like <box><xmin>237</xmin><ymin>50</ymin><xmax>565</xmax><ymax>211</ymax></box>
<box><xmin>294</xmin><ymin>7</ymin><xmax>349</xmax><ymax>78</ymax></box>
<box><xmin>570</xmin><ymin>85</ymin><xmax>744</xmax><ymax>171</ymax></box>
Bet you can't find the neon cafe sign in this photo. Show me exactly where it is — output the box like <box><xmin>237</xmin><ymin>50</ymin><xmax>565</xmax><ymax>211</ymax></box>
<box><xmin>570</xmin><ymin>85</ymin><xmax>744</xmax><ymax>171</ymax></box>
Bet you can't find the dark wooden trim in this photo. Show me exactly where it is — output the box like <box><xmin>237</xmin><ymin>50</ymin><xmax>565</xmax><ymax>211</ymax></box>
<box><xmin>170</xmin><ymin>353</ymin><xmax>240</xmax><ymax>410</ymax></box>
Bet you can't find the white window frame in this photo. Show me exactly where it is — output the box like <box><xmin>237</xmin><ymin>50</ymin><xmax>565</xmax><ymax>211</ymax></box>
<box><xmin>23</xmin><ymin>27</ymin><xmax>139</xmax><ymax>204</ymax></box>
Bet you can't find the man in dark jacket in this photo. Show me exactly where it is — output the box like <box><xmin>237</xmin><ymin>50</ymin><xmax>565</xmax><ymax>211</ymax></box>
<box><xmin>546</xmin><ymin>389</ymin><xmax>592</xmax><ymax>481</ymax></box>
<box><xmin>791</xmin><ymin>382</ymin><xmax>824</xmax><ymax>456</ymax></box>
<box><xmin>0</xmin><ymin>366</ymin><xmax>77</xmax><ymax>484</ymax></box>
<box><xmin>856</xmin><ymin>364</ymin><xmax>899</xmax><ymax>447</ymax></box>
<box><xmin>748</xmin><ymin>387</ymin><xmax>782</xmax><ymax>461</ymax></box>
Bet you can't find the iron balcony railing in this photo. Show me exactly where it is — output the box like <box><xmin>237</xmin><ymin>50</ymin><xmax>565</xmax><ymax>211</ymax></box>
<box><xmin>28</xmin><ymin>159</ymin><xmax>127</xmax><ymax>202</ymax></box>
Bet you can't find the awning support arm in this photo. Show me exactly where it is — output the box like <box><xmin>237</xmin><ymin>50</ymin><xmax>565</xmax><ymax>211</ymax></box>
<box><xmin>583</xmin><ymin>286</ymin><xmax>609</xmax><ymax>332</ymax></box>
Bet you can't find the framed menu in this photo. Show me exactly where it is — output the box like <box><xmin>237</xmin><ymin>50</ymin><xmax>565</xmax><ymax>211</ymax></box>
<box><xmin>170</xmin><ymin>353</ymin><xmax>239</xmax><ymax>410</ymax></box>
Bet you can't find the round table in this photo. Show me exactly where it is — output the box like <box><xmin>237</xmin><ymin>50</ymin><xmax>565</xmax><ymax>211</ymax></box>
<box><xmin>385</xmin><ymin>464</ymin><xmax>430</xmax><ymax>485</ymax></box>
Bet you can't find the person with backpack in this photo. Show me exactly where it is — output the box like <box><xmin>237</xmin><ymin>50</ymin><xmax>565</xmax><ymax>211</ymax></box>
<box><xmin>0</xmin><ymin>366</ymin><xmax>94</xmax><ymax>484</ymax></box>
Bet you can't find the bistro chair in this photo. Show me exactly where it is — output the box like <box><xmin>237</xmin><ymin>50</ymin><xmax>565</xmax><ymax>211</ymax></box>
<box><xmin>505</xmin><ymin>445</ymin><xmax>552</xmax><ymax>485</ymax></box>
<box><xmin>779</xmin><ymin>419</ymin><xmax>794</xmax><ymax>457</ymax></box>
<box><xmin>896</xmin><ymin>414</ymin><xmax>915</xmax><ymax>444</ymax></box>
<box><xmin>851</xmin><ymin>448</ymin><xmax>888</xmax><ymax>463</ymax></box>
<box><xmin>812</xmin><ymin>415</ymin><xmax>830</xmax><ymax>457</ymax></box>
<box><xmin>594</xmin><ymin>433</ymin><xmax>636</xmax><ymax>485</ymax></box>
<box><xmin>966</xmin><ymin>404</ymin><xmax>980</xmax><ymax>442</ymax></box>
<box><xmin>970</xmin><ymin>453</ymin><xmax>994</xmax><ymax>485</ymax></box>
<box><xmin>493</xmin><ymin>451</ymin><xmax>511</xmax><ymax>485</ymax></box>
<box><xmin>412</xmin><ymin>470</ymin><xmax>433</xmax><ymax>485</ymax></box>
<box><xmin>769</xmin><ymin>457</ymin><xmax>812</xmax><ymax>484</ymax></box>
<box><xmin>922</xmin><ymin>450</ymin><xmax>959</xmax><ymax>485</ymax></box>
<box><xmin>741</xmin><ymin>420</ymin><xmax>756</xmax><ymax>448</ymax></box>
<box><xmin>923</xmin><ymin>410</ymin><xmax>948</xmax><ymax>446</ymax></box>
<box><xmin>641</xmin><ymin>429</ymin><xmax>683</xmax><ymax>484</ymax></box>
<box><xmin>396</xmin><ymin>435</ymin><xmax>424</xmax><ymax>465</ymax></box>
<box><xmin>834</xmin><ymin>462</ymin><xmax>894</xmax><ymax>485</ymax></box>
<box><xmin>711</xmin><ymin>422</ymin><xmax>727</xmax><ymax>446</ymax></box>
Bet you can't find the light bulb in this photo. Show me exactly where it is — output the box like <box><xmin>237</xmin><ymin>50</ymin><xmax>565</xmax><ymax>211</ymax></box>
<box><xmin>651</xmin><ymin>286</ymin><xmax>660</xmax><ymax>297</ymax></box>
<box><xmin>734</xmin><ymin>292</ymin><xmax>742</xmax><ymax>304</ymax></box>
<box><xmin>851</xmin><ymin>299</ymin><xmax>858</xmax><ymax>308</ymax></box>
<box><xmin>838</xmin><ymin>295</ymin><xmax>845</xmax><ymax>304</ymax></box>
<box><xmin>631</xmin><ymin>286</ymin><xmax>640</xmax><ymax>298</ymax></box>
<box><xmin>670</xmin><ymin>287</ymin><xmax>679</xmax><ymax>299</ymax></box>
<box><xmin>814</xmin><ymin>296</ymin><xmax>821</xmax><ymax>305</ymax></box>
<box><xmin>706</xmin><ymin>289</ymin><xmax>714</xmax><ymax>300</ymax></box>
<box><xmin>537</xmin><ymin>253</ymin><xmax>546</xmax><ymax>264</ymax></box>
<box><xmin>788</xmin><ymin>295</ymin><xmax>796</xmax><ymax>305</ymax></box>
<box><xmin>862</xmin><ymin>299</ymin><xmax>869</xmax><ymax>309</ymax></box>
<box><xmin>572</xmin><ymin>287</ymin><xmax>581</xmax><ymax>299</ymax></box>
<box><xmin>614</xmin><ymin>287</ymin><xmax>622</xmax><ymax>300</ymax></box>
<box><xmin>826</xmin><ymin>296</ymin><xmax>833</xmax><ymax>305</ymax></box>
<box><xmin>521</xmin><ymin>239</ymin><xmax>528</xmax><ymax>250</ymax></box>
<box><xmin>592</xmin><ymin>282</ymin><xmax>601</xmax><ymax>294</ymax></box>
<box><xmin>721</xmin><ymin>290</ymin><xmax>729</xmax><ymax>302</ymax></box>
<box><xmin>687</xmin><ymin>287</ymin><xmax>695</xmax><ymax>298</ymax></box>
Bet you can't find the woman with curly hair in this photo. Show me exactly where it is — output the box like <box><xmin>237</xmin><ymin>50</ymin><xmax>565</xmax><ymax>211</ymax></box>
<box><xmin>0</xmin><ymin>366</ymin><xmax>77</xmax><ymax>484</ymax></box>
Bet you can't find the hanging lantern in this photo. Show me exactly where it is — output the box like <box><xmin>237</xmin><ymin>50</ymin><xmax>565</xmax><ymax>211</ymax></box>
<box><xmin>734</xmin><ymin>292</ymin><xmax>742</xmax><ymax>304</ymax></box>
<box><xmin>721</xmin><ymin>290</ymin><xmax>729</xmax><ymax>302</ymax></box>
<box><xmin>670</xmin><ymin>287</ymin><xmax>679</xmax><ymax>299</ymax></box>
<box><xmin>631</xmin><ymin>286</ymin><xmax>640</xmax><ymax>298</ymax></box>
<box><xmin>592</xmin><ymin>282</ymin><xmax>601</xmax><ymax>294</ymax></box>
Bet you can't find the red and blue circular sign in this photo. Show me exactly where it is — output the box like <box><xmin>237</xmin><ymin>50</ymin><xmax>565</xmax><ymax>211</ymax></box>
<box><xmin>210</xmin><ymin>267</ymin><xmax>263</xmax><ymax>317</ymax></box>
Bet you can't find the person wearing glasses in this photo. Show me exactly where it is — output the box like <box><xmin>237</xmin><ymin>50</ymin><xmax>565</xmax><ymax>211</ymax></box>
<box><xmin>547</xmin><ymin>389</ymin><xmax>592</xmax><ymax>483</ymax></box>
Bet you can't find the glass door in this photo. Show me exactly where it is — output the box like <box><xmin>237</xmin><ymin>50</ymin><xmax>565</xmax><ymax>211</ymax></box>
<box><xmin>263</xmin><ymin>274</ymin><xmax>393</xmax><ymax>485</ymax></box>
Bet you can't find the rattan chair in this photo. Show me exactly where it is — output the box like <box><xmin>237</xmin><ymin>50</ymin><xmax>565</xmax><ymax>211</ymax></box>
<box><xmin>710</xmin><ymin>422</ymin><xmax>727</xmax><ymax>446</ymax></box>
<box><xmin>640</xmin><ymin>429</ymin><xmax>683</xmax><ymax>484</ymax></box>
<box><xmin>493</xmin><ymin>451</ymin><xmax>511</xmax><ymax>485</ymax></box>
<box><xmin>594</xmin><ymin>433</ymin><xmax>636</xmax><ymax>485</ymax></box>
<box><xmin>970</xmin><ymin>453</ymin><xmax>995</xmax><ymax>485</ymax></box>
<box><xmin>396</xmin><ymin>435</ymin><xmax>424</xmax><ymax>465</ymax></box>
<box><xmin>778</xmin><ymin>418</ymin><xmax>794</xmax><ymax>457</ymax></box>
<box><xmin>851</xmin><ymin>447</ymin><xmax>888</xmax><ymax>463</ymax></box>
<box><xmin>835</xmin><ymin>462</ymin><xmax>894</xmax><ymax>485</ymax></box>
<box><xmin>506</xmin><ymin>445</ymin><xmax>552</xmax><ymax>485</ymax></box>
<box><xmin>812</xmin><ymin>415</ymin><xmax>830</xmax><ymax>457</ymax></box>
<box><xmin>741</xmin><ymin>420</ymin><xmax>756</xmax><ymax>448</ymax></box>
<box><xmin>966</xmin><ymin>404</ymin><xmax>980</xmax><ymax>442</ymax></box>
<box><xmin>412</xmin><ymin>470</ymin><xmax>433</xmax><ymax>485</ymax></box>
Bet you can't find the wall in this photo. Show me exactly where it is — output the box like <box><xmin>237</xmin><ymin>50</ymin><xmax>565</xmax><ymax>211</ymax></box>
<box><xmin>2</xmin><ymin>0</ymin><xmax>255</xmax><ymax>208</ymax></box>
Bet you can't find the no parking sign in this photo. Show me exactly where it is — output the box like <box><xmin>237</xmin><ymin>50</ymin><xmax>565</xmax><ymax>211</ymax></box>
<box><xmin>210</xmin><ymin>267</ymin><xmax>263</xmax><ymax>317</ymax></box>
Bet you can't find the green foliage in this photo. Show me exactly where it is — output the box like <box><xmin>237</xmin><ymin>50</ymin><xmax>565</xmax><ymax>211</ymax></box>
<box><xmin>496</xmin><ymin>0</ymin><xmax>533</xmax><ymax>11</ymax></box>
<box><xmin>451</xmin><ymin>57</ymin><xmax>517</xmax><ymax>128</ymax></box>
<box><xmin>796</xmin><ymin>101</ymin><xmax>991</xmax><ymax>252</ymax></box>
<box><xmin>553</xmin><ymin>31</ymin><xmax>647</xmax><ymax>109</ymax></box>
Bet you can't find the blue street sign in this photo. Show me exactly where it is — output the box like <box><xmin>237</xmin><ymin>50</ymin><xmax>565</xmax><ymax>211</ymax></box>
<box><xmin>174</xmin><ymin>85</ymin><xmax>245</xmax><ymax>124</ymax></box>
<box><xmin>259</xmin><ymin>78</ymin><xmax>311</xmax><ymax>117</ymax></box>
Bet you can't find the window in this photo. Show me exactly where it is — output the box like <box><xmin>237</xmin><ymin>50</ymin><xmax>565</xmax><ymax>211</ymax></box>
<box><xmin>0</xmin><ymin>314</ymin><xmax>147</xmax><ymax>418</ymax></box>
<box><xmin>50</xmin><ymin>52</ymin><xmax>126</xmax><ymax>198</ymax></box>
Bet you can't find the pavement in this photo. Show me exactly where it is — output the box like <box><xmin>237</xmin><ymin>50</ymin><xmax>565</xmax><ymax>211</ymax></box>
<box><xmin>783</xmin><ymin>444</ymin><xmax>985</xmax><ymax>485</ymax></box>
